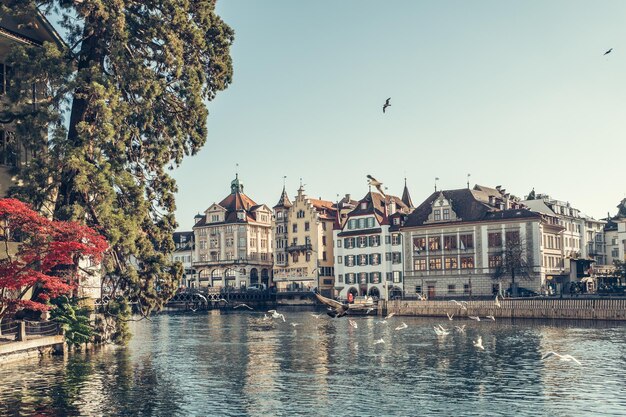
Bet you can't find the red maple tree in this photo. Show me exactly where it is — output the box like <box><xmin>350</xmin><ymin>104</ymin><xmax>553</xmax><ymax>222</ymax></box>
<box><xmin>0</xmin><ymin>199</ymin><xmax>108</xmax><ymax>319</ymax></box>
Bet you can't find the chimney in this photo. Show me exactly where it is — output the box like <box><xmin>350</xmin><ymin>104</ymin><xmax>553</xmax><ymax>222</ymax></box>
<box><xmin>489</xmin><ymin>196</ymin><xmax>495</xmax><ymax>205</ymax></box>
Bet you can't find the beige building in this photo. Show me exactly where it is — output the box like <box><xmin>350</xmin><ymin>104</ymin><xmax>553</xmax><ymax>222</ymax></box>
<box><xmin>193</xmin><ymin>175</ymin><xmax>273</xmax><ymax>289</ymax></box>
<box><xmin>273</xmin><ymin>185</ymin><xmax>337</xmax><ymax>296</ymax></box>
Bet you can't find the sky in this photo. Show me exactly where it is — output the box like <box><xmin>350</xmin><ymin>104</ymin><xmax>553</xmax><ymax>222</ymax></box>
<box><xmin>50</xmin><ymin>1</ymin><xmax>626</xmax><ymax>230</ymax></box>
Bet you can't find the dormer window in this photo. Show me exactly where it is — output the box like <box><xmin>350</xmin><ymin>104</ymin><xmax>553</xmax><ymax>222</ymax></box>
<box><xmin>434</xmin><ymin>210</ymin><xmax>441</xmax><ymax>221</ymax></box>
<box><xmin>211</xmin><ymin>214</ymin><xmax>220</xmax><ymax>222</ymax></box>
<box><xmin>361</xmin><ymin>202</ymin><xmax>367</xmax><ymax>210</ymax></box>
<box><xmin>237</xmin><ymin>211</ymin><xmax>245</xmax><ymax>220</ymax></box>
<box><xmin>443</xmin><ymin>209</ymin><xmax>450</xmax><ymax>220</ymax></box>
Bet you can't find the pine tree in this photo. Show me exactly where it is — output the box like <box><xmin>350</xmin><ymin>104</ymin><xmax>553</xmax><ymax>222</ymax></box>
<box><xmin>2</xmin><ymin>1</ymin><xmax>234</xmax><ymax>316</ymax></box>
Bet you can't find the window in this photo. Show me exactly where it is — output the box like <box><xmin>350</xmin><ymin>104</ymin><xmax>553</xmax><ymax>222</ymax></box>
<box><xmin>415</xmin><ymin>285</ymin><xmax>422</xmax><ymax>294</ymax></box>
<box><xmin>297</xmin><ymin>210</ymin><xmax>305</xmax><ymax>218</ymax></box>
<box><xmin>276</xmin><ymin>211</ymin><xmax>283</xmax><ymax>219</ymax></box>
<box><xmin>488</xmin><ymin>232</ymin><xmax>502</xmax><ymax>248</ymax></box>
<box><xmin>322</xmin><ymin>236</ymin><xmax>327</xmax><ymax>246</ymax></box>
<box><xmin>391</xmin><ymin>234</ymin><xmax>401</xmax><ymax>245</ymax></box>
<box><xmin>306</xmin><ymin>252</ymin><xmax>311</xmax><ymax>262</ymax></box>
<box><xmin>428</xmin><ymin>236</ymin><xmax>441</xmax><ymax>251</ymax></box>
<box><xmin>358</xmin><ymin>254</ymin><xmax>368</xmax><ymax>266</ymax></box>
<box><xmin>385</xmin><ymin>252</ymin><xmax>391</xmax><ymax>261</ymax></box>
<box><xmin>305</xmin><ymin>236</ymin><xmax>311</xmax><ymax>245</ymax></box>
<box><xmin>358</xmin><ymin>218</ymin><xmax>366</xmax><ymax>229</ymax></box>
<box><xmin>345</xmin><ymin>255</ymin><xmax>355</xmax><ymax>267</ymax></box>
<box><xmin>348</xmin><ymin>219</ymin><xmax>355</xmax><ymax>230</ymax></box>
<box><xmin>322</xmin><ymin>222</ymin><xmax>327</xmax><ymax>231</ymax></box>
<box><xmin>392</xmin><ymin>252</ymin><xmax>402</xmax><ymax>264</ymax></box>
<box><xmin>445</xmin><ymin>257</ymin><xmax>458</xmax><ymax>269</ymax></box>
<box><xmin>369</xmin><ymin>235</ymin><xmax>381</xmax><ymax>247</ymax></box>
<box><xmin>292</xmin><ymin>237</ymin><xmax>298</xmax><ymax>245</ymax></box>
<box><xmin>443</xmin><ymin>209</ymin><xmax>450</xmax><ymax>220</ymax></box>
<box><xmin>489</xmin><ymin>255</ymin><xmax>502</xmax><ymax>268</ymax></box>
<box><xmin>612</xmin><ymin>248</ymin><xmax>619</xmax><ymax>257</ymax></box>
<box><xmin>361</xmin><ymin>202</ymin><xmax>367</xmax><ymax>210</ymax></box>
<box><xmin>460</xmin><ymin>256</ymin><xmax>474</xmax><ymax>269</ymax></box>
<box><xmin>464</xmin><ymin>284</ymin><xmax>470</xmax><ymax>294</ymax></box>
<box><xmin>292</xmin><ymin>253</ymin><xmax>299</xmax><ymax>262</ymax></box>
<box><xmin>304</xmin><ymin>222</ymin><xmax>310</xmax><ymax>231</ymax></box>
<box><xmin>346</xmin><ymin>273</ymin><xmax>356</xmax><ymax>284</ymax></box>
<box><xmin>322</xmin><ymin>251</ymin><xmax>327</xmax><ymax>261</ymax></box>
<box><xmin>367</xmin><ymin>217</ymin><xmax>375</xmax><ymax>228</ymax></box>
<box><xmin>460</xmin><ymin>234</ymin><xmax>473</xmax><ymax>249</ymax></box>
<box><xmin>357</xmin><ymin>236</ymin><xmax>368</xmax><ymax>248</ymax></box>
<box><xmin>434</xmin><ymin>209</ymin><xmax>441</xmax><ymax>221</ymax></box>
<box><xmin>429</xmin><ymin>258</ymin><xmax>442</xmax><ymax>270</ymax></box>
<box><xmin>358</xmin><ymin>272</ymin><xmax>368</xmax><ymax>284</ymax></box>
<box><xmin>370</xmin><ymin>272</ymin><xmax>381</xmax><ymax>284</ymax></box>
<box><xmin>370</xmin><ymin>253</ymin><xmax>381</xmax><ymax>265</ymax></box>
<box><xmin>337</xmin><ymin>239</ymin><xmax>342</xmax><ymax>248</ymax></box>
<box><xmin>344</xmin><ymin>238</ymin><xmax>355</xmax><ymax>249</ymax></box>
<box><xmin>448</xmin><ymin>284</ymin><xmax>456</xmax><ymax>294</ymax></box>
<box><xmin>338</xmin><ymin>274</ymin><xmax>344</xmax><ymax>283</ymax></box>
<box><xmin>293</xmin><ymin>224</ymin><xmax>298</xmax><ymax>233</ymax></box>
<box><xmin>199</xmin><ymin>240</ymin><xmax>207</xmax><ymax>250</ymax></box>
<box><xmin>238</xmin><ymin>237</ymin><xmax>246</xmax><ymax>247</ymax></box>
<box><xmin>393</xmin><ymin>271</ymin><xmax>402</xmax><ymax>283</ymax></box>
<box><xmin>414</xmin><ymin>258</ymin><xmax>427</xmax><ymax>271</ymax></box>
<box><xmin>443</xmin><ymin>235</ymin><xmax>457</xmax><ymax>250</ymax></box>
<box><xmin>338</xmin><ymin>256</ymin><xmax>343</xmax><ymax>264</ymax></box>
<box><xmin>413</xmin><ymin>237</ymin><xmax>426</xmax><ymax>252</ymax></box>
<box><xmin>505</xmin><ymin>230</ymin><xmax>520</xmax><ymax>245</ymax></box>
<box><xmin>385</xmin><ymin>236</ymin><xmax>391</xmax><ymax>244</ymax></box>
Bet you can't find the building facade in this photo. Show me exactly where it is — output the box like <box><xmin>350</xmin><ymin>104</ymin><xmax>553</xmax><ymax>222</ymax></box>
<box><xmin>272</xmin><ymin>185</ymin><xmax>336</xmax><ymax>296</ymax></box>
<box><xmin>605</xmin><ymin>198</ymin><xmax>626</xmax><ymax>266</ymax></box>
<box><xmin>0</xmin><ymin>9</ymin><xmax>63</xmax><ymax>197</ymax></box>
<box><xmin>333</xmin><ymin>188</ymin><xmax>411</xmax><ymax>301</ymax></box>
<box><xmin>192</xmin><ymin>175</ymin><xmax>273</xmax><ymax>289</ymax></box>
<box><xmin>173</xmin><ymin>231</ymin><xmax>195</xmax><ymax>288</ymax></box>
<box><xmin>401</xmin><ymin>185</ymin><xmax>565</xmax><ymax>298</ymax></box>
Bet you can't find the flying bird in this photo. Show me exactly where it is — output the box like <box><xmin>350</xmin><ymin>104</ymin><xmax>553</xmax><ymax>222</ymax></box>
<box><xmin>486</xmin><ymin>315</ymin><xmax>495</xmax><ymax>321</ymax></box>
<box><xmin>455</xmin><ymin>325</ymin><xmax>466</xmax><ymax>333</ymax></box>
<box><xmin>290</xmin><ymin>322</ymin><xmax>301</xmax><ymax>327</ymax></box>
<box><xmin>382</xmin><ymin>97</ymin><xmax>391</xmax><ymax>113</ymax></box>
<box><xmin>314</xmin><ymin>290</ymin><xmax>349</xmax><ymax>318</ymax></box>
<box><xmin>473</xmin><ymin>336</ymin><xmax>485</xmax><ymax>350</ymax></box>
<box><xmin>365</xmin><ymin>308</ymin><xmax>374</xmax><ymax>314</ymax></box>
<box><xmin>311</xmin><ymin>313</ymin><xmax>323</xmax><ymax>319</ymax></box>
<box><xmin>234</xmin><ymin>303</ymin><xmax>253</xmax><ymax>310</ymax></box>
<box><xmin>434</xmin><ymin>325</ymin><xmax>449</xmax><ymax>336</ymax></box>
<box><xmin>604</xmin><ymin>48</ymin><xmax>613</xmax><ymax>55</ymax></box>
<box><xmin>349</xmin><ymin>319</ymin><xmax>358</xmax><ymax>329</ymax></box>
<box><xmin>468</xmin><ymin>316</ymin><xmax>481</xmax><ymax>321</ymax></box>
<box><xmin>385</xmin><ymin>312</ymin><xmax>396</xmax><ymax>320</ymax></box>
<box><xmin>494</xmin><ymin>295</ymin><xmax>501</xmax><ymax>308</ymax></box>
<box><xmin>395</xmin><ymin>322</ymin><xmax>408</xmax><ymax>331</ymax></box>
<box><xmin>541</xmin><ymin>351</ymin><xmax>581</xmax><ymax>365</ymax></box>
<box><xmin>446</xmin><ymin>313</ymin><xmax>454</xmax><ymax>321</ymax></box>
<box><xmin>374</xmin><ymin>338</ymin><xmax>385</xmax><ymax>345</ymax></box>
<box><xmin>451</xmin><ymin>300</ymin><xmax>467</xmax><ymax>310</ymax></box>
<box><xmin>268</xmin><ymin>309</ymin><xmax>286</xmax><ymax>322</ymax></box>
<box><xmin>366</xmin><ymin>175</ymin><xmax>386</xmax><ymax>196</ymax></box>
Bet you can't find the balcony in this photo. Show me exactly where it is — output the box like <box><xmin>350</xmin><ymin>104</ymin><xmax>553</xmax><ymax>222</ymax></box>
<box><xmin>286</xmin><ymin>243</ymin><xmax>313</xmax><ymax>253</ymax></box>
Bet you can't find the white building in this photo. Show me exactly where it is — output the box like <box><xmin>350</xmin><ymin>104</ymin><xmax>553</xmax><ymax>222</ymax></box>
<box><xmin>333</xmin><ymin>188</ymin><xmax>411</xmax><ymax>301</ymax></box>
<box><xmin>192</xmin><ymin>175</ymin><xmax>273</xmax><ymax>289</ymax></box>
<box><xmin>173</xmin><ymin>231</ymin><xmax>195</xmax><ymax>288</ymax></box>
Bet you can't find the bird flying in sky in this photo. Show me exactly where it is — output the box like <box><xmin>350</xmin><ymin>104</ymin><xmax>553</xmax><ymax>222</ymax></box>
<box><xmin>383</xmin><ymin>97</ymin><xmax>391</xmax><ymax>113</ymax></box>
<box><xmin>366</xmin><ymin>175</ymin><xmax>386</xmax><ymax>196</ymax></box>
<box><xmin>604</xmin><ymin>48</ymin><xmax>613</xmax><ymax>55</ymax></box>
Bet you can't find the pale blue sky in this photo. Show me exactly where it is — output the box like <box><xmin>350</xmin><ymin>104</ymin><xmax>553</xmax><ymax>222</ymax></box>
<box><xmin>52</xmin><ymin>1</ymin><xmax>626</xmax><ymax>230</ymax></box>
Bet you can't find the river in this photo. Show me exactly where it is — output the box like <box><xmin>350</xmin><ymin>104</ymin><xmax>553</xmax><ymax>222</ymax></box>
<box><xmin>1</xmin><ymin>310</ymin><xmax>625</xmax><ymax>416</ymax></box>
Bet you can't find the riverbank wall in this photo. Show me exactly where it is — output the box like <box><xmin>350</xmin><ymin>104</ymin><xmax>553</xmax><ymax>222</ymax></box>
<box><xmin>380</xmin><ymin>298</ymin><xmax>626</xmax><ymax>321</ymax></box>
<box><xmin>0</xmin><ymin>335</ymin><xmax>65</xmax><ymax>365</ymax></box>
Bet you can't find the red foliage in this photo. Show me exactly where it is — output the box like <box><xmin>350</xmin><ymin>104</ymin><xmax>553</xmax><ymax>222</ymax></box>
<box><xmin>0</xmin><ymin>198</ymin><xmax>108</xmax><ymax>316</ymax></box>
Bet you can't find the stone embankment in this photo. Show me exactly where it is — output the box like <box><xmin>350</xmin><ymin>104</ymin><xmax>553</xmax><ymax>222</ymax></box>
<box><xmin>381</xmin><ymin>298</ymin><xmax>626</xmax><ymax>321</ymax></box>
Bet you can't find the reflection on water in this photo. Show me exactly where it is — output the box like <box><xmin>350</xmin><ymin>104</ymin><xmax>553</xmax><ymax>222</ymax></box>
<box><xmin>1</xmin><ymin>311</ymin><xmax>626</xmax><ymax>416</ymax></box>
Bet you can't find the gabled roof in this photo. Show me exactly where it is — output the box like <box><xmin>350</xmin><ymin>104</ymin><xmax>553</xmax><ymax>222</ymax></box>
<box><xmin>347</xmin><ymin>191</ymin><xmax>410</xmax><ymax>226</ymax></box>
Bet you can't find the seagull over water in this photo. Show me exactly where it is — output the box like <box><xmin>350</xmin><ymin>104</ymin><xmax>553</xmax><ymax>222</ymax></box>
<box><xmin>494</xmin><ymin>295</ymin><xmax>501</xmax><ymax>308</ymax></box>
<box><xmin>447</xmin><ymin>313</ymin><xmax>454</xmax><ymax>321</ymax></box>
<box><xmin>374</xmin><ymin>338</ymin><xmax>385</xmax><ymax>345</ymax></box>
<box><xmin>542</xmin><ymin>351</ymin><xmax>581</xmax><ymax>365</ymax></box>
<box><xmin>349</xmin><ymin>319</ymin><xmax>358</xmax><ymax>329</ymax></box>
<box><xmin>455</xmin><ymin>325</ymin><xmax>466</xmax><ymax>333</ymax></box>
<box><xmin>311</xmin><ymin>313</ymin><xmax>323</xmax><ymax>319</ymax></box>
<box><xmin>468</xmin><ymin>316</ymin><xmax>481</xmax><ymax>322</ymax></box>
<box><xmin>382</xmin><ymin>97</ymin><xmax>391</xmax><ymax>113</ymax></box>
<box><xmin>365</xmin><ymin>308</ymin><xmax>374</xmax><ymax>314</ymax></box>
<box><xmin>290</xmin><ymin>322</ymin><xmax>301</xmax><ymax>327</ymax></box>
<box><xmin>434</xmin><ymin>325</ymin><xmax>450</xmax><ymax>336</ymax></box>
<box><xmin>234</xmin><ymin>303</ymin><xmax>253</xmax><ymax>310</ymax></box>
<box><xmin>395</xmin><ymin>322</ymin><xmax>408</xmax><ymax>331</ymax></box>
<box><xmin>451</xmin><ymin>300</ymin><xmax>468</xmax><ymax>310</ymax></box>
<box><xmin>385</xmin><ymin>312</ymin><xmax>396</xmax><ymax>320</ymax></box>
<box><xmin>486</xmin><ymin>315</ymin><xmax>495</xmax><ymax>321</ymax></box>
<box><xmin>268</xmin><ymin>310</ymin><xmax>286</xmax><ymax>322</ymax></box>
<box><xmin>473</xmin><ymin>336</ymin><xmax>485</xmax><ymax>350</ymax></box>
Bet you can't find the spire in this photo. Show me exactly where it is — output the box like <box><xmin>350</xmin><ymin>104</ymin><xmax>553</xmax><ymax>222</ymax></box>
<box><xmin>230</xmin><ymin>173</ymin><xmax>244</xmax><ymax>194</ymax></box>
<box><xmin>402</xmin><ymin>178</ymin><xmax>414</xmax><ymax>209</ymax></box>
<box><xmin>274</xmin><ymin>185</ymin><xmax>292</xmax><ymax>208</ymax></box>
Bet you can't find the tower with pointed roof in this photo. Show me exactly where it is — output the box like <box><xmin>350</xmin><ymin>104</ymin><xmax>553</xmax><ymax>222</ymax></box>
<box><xmin>192</xmin><ymin>175</ymin><xmax>273</xmax><ymax>289</ymax></box>
<box><xmin>401</xmin><ymin>178</ymin><xmax>414</xmax><ymax>209</ymax></box>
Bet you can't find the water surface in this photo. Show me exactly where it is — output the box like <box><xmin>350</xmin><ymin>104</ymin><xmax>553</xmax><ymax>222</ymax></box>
<box><xmin>1</xmin><ymin>310</ymin><xmax>625</xmax><ymax>416</ymax></box>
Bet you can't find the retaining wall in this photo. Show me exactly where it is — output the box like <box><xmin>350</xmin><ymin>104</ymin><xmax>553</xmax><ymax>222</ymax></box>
<box><xmin>380</xmin><ymin>298</ymin><xmax>626</xmax><ymax>321</ymax></box>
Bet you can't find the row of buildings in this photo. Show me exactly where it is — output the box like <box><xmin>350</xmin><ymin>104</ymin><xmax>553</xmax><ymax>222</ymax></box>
<box><xmin>174</xmin><ymin>175</ymin><xmax>626</xmax><ymax>300</ymax></box>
